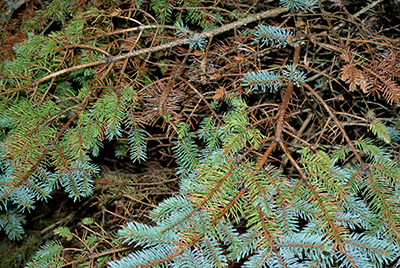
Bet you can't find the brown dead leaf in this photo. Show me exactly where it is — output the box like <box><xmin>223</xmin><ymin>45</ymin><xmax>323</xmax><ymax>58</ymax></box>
<box><xmin>341</xmin><ymin>63</ymin><xmax>368</xmax><ymax>93</ymax></box>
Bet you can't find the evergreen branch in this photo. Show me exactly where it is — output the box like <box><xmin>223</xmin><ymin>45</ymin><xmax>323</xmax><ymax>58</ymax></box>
<box><xmin>255</xmin><ymin>204</ymin><xmax>274</xmax><ymax>247</ymax></box>
<box><xmin>280</xmin><ymin>0</ymin><xmax>318</xmax><ymax>13</ymax></box>
<box><xmin>211</xmin><ymin>187</ymin><xmax>246</xmax><ymax>225</ymax></box>
<box><xmin>369</xmin><ymin>119</ymin><xmax>391</xmax><ymax>144</ymax></box>
<box><xmin>256</xmin><ymin>39</ymin><xmax>302</xmax><ymax>170</ymax></box>
<box><xmin>247</xmin><ymin>163</ymin><xmax>292</xmax><ymax>234</ymax></box>
<box><xmin>161</xmin><ymin>151</ymin><xmax>250</xmax><ymax>234</ymax></box>
<box><xmin>242</xmin><ymin>69</ymin><xmax>282</xmax><ymax>93</ymax></box>
<box><xmin>0</xmin><ymin>210</ymin><xmax>26</xmax><ymax>240</ymax></box>
<box><xmin>199</xmin><ymin>235</ymin><xmax>227</xmax><ymax>267</ymax></box>
<box><xmin>6</xmin><ymin>0</ymin><xmax>400</xmax><ymax>266</ymax></box>
<box><xmin>176</xmin><ymin>248</ymin><xmax>213</xmax><ymax>268</ymax></box>
<box><xmin>108</xmin><ymin>246</ymin><xmax>184</xmax><ymax>268</ymax></box>
<box><xmin>25</xmin><ymin>241</ymin><xmax>65</xmax><ymax>268</ymax></box>
<box><xmin>227</xmin><ymin>228</ymin><xmax>261</xmax><ymax>261</ymax></box>
<box><xmin>304</xmin><ymin>181</ymin><xmax>344</xmax><ymax>243</ymax></box>
<box><xmin>129</xmin><ymin>126</ymin><xmax>147</xmax><ymax>164</ymax></box>
<box><xmin>243</xmin><ymin>247</ymin><xmax>274</xmax><ymax>268</ymax></box>
<box><xmin>118</xmin><ymin>221</ymin><xmax>178</xmax><ymax>247</ymax></box>
<box><xmin>303</xmin><ymin>82</ymin><xmax>400</xmax><ymax>239</ymax></box>
<box><xmin>34</xmin><ymin>7</ymin><xmax>286</xmax><ymax>85</ymax></box>
<box><xmin>252</xmin><ymin>25</ymin><xmax>293</xmax><ymax>48</ymax></box>
<box><xmin>215</xmin><ymin>220</ymin><xmax>240</xmax><ymax>248</ymax></box>
<box><xmin>0</xmin><ymin>96</ymin><xmax>89</xmax><ymax>205</ymax></box>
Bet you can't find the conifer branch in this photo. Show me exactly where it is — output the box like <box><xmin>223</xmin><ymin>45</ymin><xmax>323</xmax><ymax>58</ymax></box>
<box><xmin>162</xmin><ymin>149</ymin><xmax>251</xmax><ymax>233</ymax></box>
<box><xmin>34</xmin><ymin>7</ymin><xmax>286</xmax><ymax>85</ymax></box>
<box><xmin>303</xmin><ymin>82</ymin><xmax>400</xmax><ymax>239</ymax></box>
<box><xmin>3</xmin><ymin>0</ymin><xmax>400</xmax><ymax>266</ymax></box>
<box><xmin>256</xmin><ymin>36</ymin><xmax>302</xmax><ymax>170</ymax></box>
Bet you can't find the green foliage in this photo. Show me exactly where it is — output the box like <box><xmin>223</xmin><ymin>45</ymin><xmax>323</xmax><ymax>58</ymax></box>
<box><xmin>280</xmin><ymin>0</ymin><xmax>318</xmax><ymax>13</ymax></box>
<box><xmin>0</xmin><ymin>209</ymin><xmax>26</xmax><ymax>240</ymax></box>
<box><xmin>129</xmin><ymin>126</ymin><xmax>147</xmax><ymax>164</ymax></box>
<box><xmin>242</xmin><ymin>65</ymin><xmax>306</xmax><ymax>93</ymax></box>
<box><xmin>187</xmin><ymin>33</ymin><xmax>208</xmax><ymax>50</ymax></box>
<box><xmin>54</xmin><ymin>226</ymin><xmax>73</xmax><ymax>241</ymax></box>
<box><xmin>1</xmin><ymin>0</ymin><xmax>400</xmax><ymax>267</ymax></box>
<box><xmin>173</xmin><ymin>123</ymin><xmax>200</xmax><ymax>175</ymax></box>
<box><xmin>252</xmin><ymin>25</ymin><xmax>293</xmax><ymax>48</ymax></box>
<box><xmin>104</xmin><ymin>92</ymin><xmax>400</xmax><ymax>267</ymax></box>
<box><xmin>151</xmin><ymin>0</ymin><xmax>176</xmax><ymax>24</ymax></box>
<box><xmin>26</xmin><ymin>241</ymin><xmax>65</xmax><ymax>268</ymax></box>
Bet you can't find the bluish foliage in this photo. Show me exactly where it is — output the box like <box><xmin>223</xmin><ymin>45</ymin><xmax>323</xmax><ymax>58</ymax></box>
<box><xmin>242</xmin><ymin>65</ymin><xmax>306</xmax><ymax>93</ymax></box>
<box><xmin>280</xmin><ymin>0</ymin><xmax>319</xmax><ymax>13</ymax></box>
<box><xmin>252</xmin><ymin>25</ymin><xmax>293</xmax><ymax>48</ymax></box>
<box><xmin>242</xmin><ymin>69</ymin><xmax>282</xmax><ymax>93</ymax></box>
<box><xmin>4</xmin><ymin>0</ymin><xmax>400</xmax><ymax>267</ymax></box>
<box><xmin>187</xmin><ymin>33</ymin><xmax>208</xmax><ymax>50</ymax></box>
